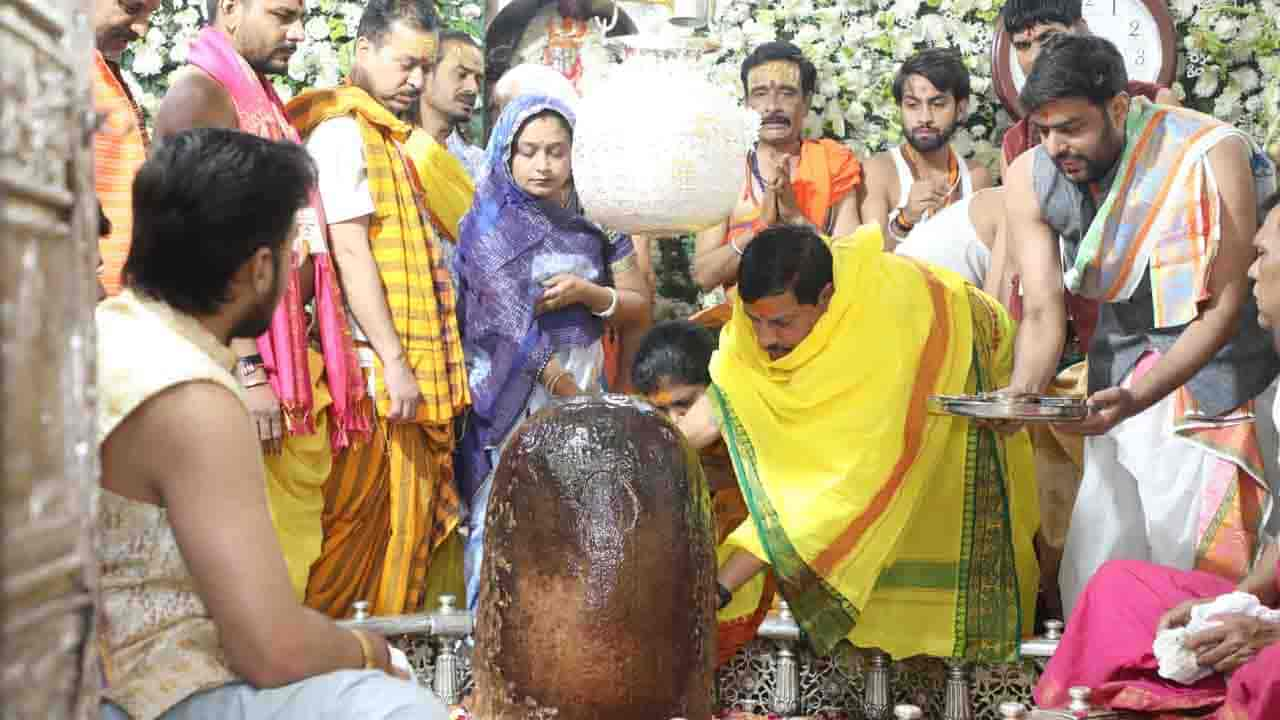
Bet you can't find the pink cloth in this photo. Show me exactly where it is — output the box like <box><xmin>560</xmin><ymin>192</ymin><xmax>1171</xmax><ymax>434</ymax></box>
<box><xmin>1034</xmin><ymin>559</ymin><xmax>1279</xmax><ymax>718</ymax></box>
<box><xmin>187</xmin><ymin>28</ymin><xmax>368</xmax><ymax>448</ymax></box>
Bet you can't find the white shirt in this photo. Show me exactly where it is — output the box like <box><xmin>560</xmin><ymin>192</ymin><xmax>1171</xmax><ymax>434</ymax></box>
<box><xmin>894</xmin><ymin>193</ymin><xmax>991</xmax><ymax>287</ymax></box>
<box><xmin>304</xmin><ymin>115</ymin><xmax>377</xmax><ymax>350</ymax></box>
<box><xmin>305</xmin><ymin>116</ymin><xmax>376</xmax><ymax>224</ymax></box>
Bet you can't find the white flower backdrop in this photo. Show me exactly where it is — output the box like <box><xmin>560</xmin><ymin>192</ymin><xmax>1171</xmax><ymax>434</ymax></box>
<box><xmin>124</xmin><ymin>0</ymin><xmax>1280</xmax><ymax>175</ymax></box>
<box><xmin>121</xmin><ymin>0</ymin><xmax>485</xmax><ymax>114</ymax></box>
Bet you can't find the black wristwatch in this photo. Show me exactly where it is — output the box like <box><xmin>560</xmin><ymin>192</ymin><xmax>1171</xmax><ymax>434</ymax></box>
<box><xmin>236</xmin><ymin>353</ymin><xmax>264</xmax><ymax>377</ymax></box>
<box><xmin>717</xmin><ymin>582</ymin><xmax>733</xmax><ymax>610</ymax></box>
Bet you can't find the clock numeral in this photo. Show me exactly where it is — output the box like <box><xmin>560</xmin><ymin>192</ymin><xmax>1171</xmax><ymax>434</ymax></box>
<box><xmin>1129</xmin><ymin>19</ymin><xmax>1140</xmax><ymax>37</ymax></box>
<box><xmin>1134</xmin><ymin>48</ymin><xmax>1145</xmax><ymax>66</ymax></box>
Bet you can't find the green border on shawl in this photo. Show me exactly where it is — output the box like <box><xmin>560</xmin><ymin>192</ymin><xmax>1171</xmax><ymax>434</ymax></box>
<box><xmin>952</xmin><ymin>286</ymin><xmax>1023</xmax><ymax>662</ymax></box>
<box><xmin>708</xmin><ymin>384</ymin><xmax>859</xmax><ymax>657</ymax></box>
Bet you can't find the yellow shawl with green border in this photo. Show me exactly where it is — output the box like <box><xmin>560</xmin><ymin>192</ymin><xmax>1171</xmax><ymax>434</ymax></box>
<box><xmin>709</xmin><ymin>225</ymin><xmax>1038</xmax><ymax>661</ymax></box>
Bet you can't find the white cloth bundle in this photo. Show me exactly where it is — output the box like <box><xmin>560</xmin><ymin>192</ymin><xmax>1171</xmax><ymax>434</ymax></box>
<box><xmin>1153</xmin><ymin>591</ymin><xmax>1280</xmax><ymax>684</ymax></box>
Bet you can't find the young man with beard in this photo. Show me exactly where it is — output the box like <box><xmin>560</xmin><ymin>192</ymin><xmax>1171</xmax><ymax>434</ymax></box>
<box><xmin>97</xmin><ymin>127</ymin><xmax>446</xmax><ymax>720</ymax></box>
<box><xmin>691</xmin><ymin>41</ymin><xmax>862</xmax><ymax>327</ymax></box>
<box><xmin>861</xmin><ymin>48</ymin><xmax>992</xmax><ymax>251</ymax></box>
<box><xmin>998</xmin><ymin>0</ymin><xmax>1177</xmax><ymax>177</ymax></box>
<box><xmin>404</xmin><ymin>31</ymin><xmax>485</xmax><ymax>289</ymax></box>
<box><xmin>411</xmin><ymin>31</ymin><xmax>486</xmax><ymax>179</ymax></box>
<box><xmin>1004</xmin><ymin>35</ymin><xmax>1280</xmax><ymax>614</ymax></box>
<box><xmin>92</xmin><ymin>0</ymin><xmax>161</xmax><ymax>296</ymax></box>
<box><xmin>152</xmin><ymin>0</ymin><xmax>370</xmax><ymax>603</ymax></box>
<box><xmin>287</xmin><ymin>0</ymin><xmax>471</xmax><ymax>619</ymax></box>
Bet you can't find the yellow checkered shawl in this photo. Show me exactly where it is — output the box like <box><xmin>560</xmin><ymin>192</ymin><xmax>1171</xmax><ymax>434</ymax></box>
<box><xmin>288</xmin><ymin>86</ymin><xmax>468</xmax><ymax>424</ymax></box>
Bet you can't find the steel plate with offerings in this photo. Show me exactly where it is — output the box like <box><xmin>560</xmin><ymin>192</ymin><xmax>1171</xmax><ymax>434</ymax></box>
<box><xmin>927</xmin><ymin>392</ymin><xmax>1089</xmax><ymax>422</ymax></box>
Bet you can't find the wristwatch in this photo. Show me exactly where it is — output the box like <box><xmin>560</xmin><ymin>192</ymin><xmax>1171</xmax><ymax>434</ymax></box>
<box><xmin>236</xmin><ymin>353</ymin><xmax>264</xmax><ymax>378</ymax></box>
<box><xmin>717</xmin><ymin>582</ymin><xmax>733</xmax><ymax>610</ymax></box>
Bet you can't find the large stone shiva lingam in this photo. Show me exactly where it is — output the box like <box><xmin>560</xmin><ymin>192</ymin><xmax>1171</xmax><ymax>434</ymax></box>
<box><xmin>471</xmin><ymin>396</ymin><xmax>717</xmax><ymax>720</ymax></box>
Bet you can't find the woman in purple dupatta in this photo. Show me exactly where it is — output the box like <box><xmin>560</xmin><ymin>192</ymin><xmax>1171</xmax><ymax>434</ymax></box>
<box><xmin>454</xmin><ymin>95</ymin><xmax>650</xmax><ymax>609</ymax></box>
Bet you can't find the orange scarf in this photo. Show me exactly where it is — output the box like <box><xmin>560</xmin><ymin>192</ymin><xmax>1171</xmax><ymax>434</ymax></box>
<box><xmin>93</xmin><ymin>52</ymin><xmax>150</xmax><ymax>296</ymax></box>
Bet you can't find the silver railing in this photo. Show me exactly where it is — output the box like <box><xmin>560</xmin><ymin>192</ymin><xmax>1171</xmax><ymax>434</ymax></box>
<box><xmin>340</xmin><ymin>595</ymin><xmax>1067</xmax><ymax>717</ymax></box>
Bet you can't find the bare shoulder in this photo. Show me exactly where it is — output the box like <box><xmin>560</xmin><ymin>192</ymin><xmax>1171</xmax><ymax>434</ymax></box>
<box><xmin>155</xmin><ymin>66</ymin><xmax>238</xmax><ymax>137</ymax></box>
<box><xmin>967</xmin><ymin>159</ymin><xmax>994</xmax><ymax>190</ymax></box>
<box><xmin>860</xmin><ymin>151</ymin><xmax>895</xmax><ymax>194</ymax></box>
<box><xmin>102</xmin><ymin>380</ymin><xmax>251</xmax><ymax>500</ymax></box>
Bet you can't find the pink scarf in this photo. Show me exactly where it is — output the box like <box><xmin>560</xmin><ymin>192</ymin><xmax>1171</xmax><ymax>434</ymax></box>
<box><xmin>188</xmin><ymin>27</ymin><xmax>368</xmax><ymax>449</ymax></box>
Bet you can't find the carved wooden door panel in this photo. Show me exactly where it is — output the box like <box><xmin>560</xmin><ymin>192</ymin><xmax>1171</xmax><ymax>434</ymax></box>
<box><xmin>1</xmin><ymin>0</ymin><xmax>100</xmax><ymax>717</ymax></box>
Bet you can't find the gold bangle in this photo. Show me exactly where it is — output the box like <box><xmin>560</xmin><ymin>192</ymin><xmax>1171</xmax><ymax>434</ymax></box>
<box><xmin>350</xmin><ymin>628</ymin><xmax>378</xmax><ymax>671</ymax></box>
<box><xmin>545</xmin><ymin>370</ymin><xmax>570</xmax><ymax>394</ymax></box>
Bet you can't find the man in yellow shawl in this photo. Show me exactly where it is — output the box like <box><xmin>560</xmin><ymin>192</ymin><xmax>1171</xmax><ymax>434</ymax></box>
<box><xmin>679</xmin><ymin>224</ymin><xmax>1040</xmax><ymax>661</ymax></box>
<box><xmin>286</xmin><ymin>0</ymin><xmax>469</xmax><ymax>618</ymax></box>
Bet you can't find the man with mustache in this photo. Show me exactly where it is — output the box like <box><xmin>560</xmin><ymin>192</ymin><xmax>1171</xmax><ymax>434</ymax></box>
<box><xmin>93</xmin><ymin>0</ymin><xmax>161</xmax><ymax>296</ymax></box>
<box><xmin>403</xmin><ymin>31</ymin><xmax>485</xmax><ymax>292</ymax></box>
<box><xmin>677</xmin><ymin>223</ymin><xmax>1040</xmax><ymax>665</ymax></box>
<box><xmin>412</xmin><ymin>31</ymin><xmax>485</xmax><ymax>179</ymax></box>
<box><xmin>152</xmin><ymin>0</ymin><xmax>370</xmax><ymax>604</ymax></box>
<box><xmin>998</xmin><ymin>0</ymin><xmax>1177</xmax><ymax>178</ymax></box>
<box><xmin>1003</xmin><ymin>35</ymin><xmax>1280</xmax><ymax>614</ymax></box>
<box><xmin>691</xmin><ymin>41</ymin><xmax>862</xmax><ymax>329</ymax></box>
<box><xmin>861</xmin><ymin>48</ymin><xmax>992</xmax><ymax>250</ymax></box>
<box><xmin>287</xmin><ymin>0</ymin><xmax>471</xmax><ymax>618</ymax></box>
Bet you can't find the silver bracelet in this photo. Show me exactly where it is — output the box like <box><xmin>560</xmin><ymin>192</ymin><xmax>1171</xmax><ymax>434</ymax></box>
<box><xmin>593</xmin><ymin>287</ymin><xmax>619</xmax><ymax>318</ymax></box>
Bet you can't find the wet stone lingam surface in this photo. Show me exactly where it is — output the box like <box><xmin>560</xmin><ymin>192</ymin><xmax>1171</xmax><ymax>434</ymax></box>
<box><xmin>471</xmin><ymin>395</ymin><xmax>717</xmax><ymax>720</ymax></box>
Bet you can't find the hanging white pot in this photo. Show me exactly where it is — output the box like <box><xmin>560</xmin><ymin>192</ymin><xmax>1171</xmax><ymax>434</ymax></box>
<box><xmin>572</xmin><ymin>38</ymin><xmax>759</xmax><ymax>235</ymax></box>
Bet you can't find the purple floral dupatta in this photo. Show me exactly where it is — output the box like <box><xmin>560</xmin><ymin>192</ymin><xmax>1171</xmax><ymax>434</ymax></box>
<box><xmin>455</xmin><ymin>95</ymin><xmax>625</xmax><ymax>500</ymax></box>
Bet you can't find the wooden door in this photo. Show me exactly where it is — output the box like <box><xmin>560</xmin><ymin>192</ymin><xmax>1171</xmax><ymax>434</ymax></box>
<box><xmin>1</xmin><ymin>0</ymin><xmax>100</xmax><ymax>717</ymax></box>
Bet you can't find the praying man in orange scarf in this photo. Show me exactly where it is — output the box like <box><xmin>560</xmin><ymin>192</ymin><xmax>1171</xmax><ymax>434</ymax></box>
<box><xmin>152</xmin><ymin>0</ymin><xmax>371</xmax><ymax>603</ymax></box>
<box><xmin>92</xmin><ymin>0</ymin><xmax>160</xmax><ymax>296</ymax></box>
<box><xmin>286</xmin><ymin>0</ymin><xmax>470</xmax><ymax>618</ymax></box>
<box><xmin>678</xmin><ymin>225</ymin><xmax>1041</xmax><ymax>663</ymax></box>
<box><xmin>690</xmin><ymin>42</ymin><xmax>862</xmax><ymax>330</ymax></box>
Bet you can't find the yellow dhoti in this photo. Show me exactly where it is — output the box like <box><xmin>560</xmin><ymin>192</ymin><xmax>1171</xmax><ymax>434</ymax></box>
<box><xmin>264</xmin><ymin>350</ymin><xmax>333</xmax><ymax>601</ymax></box>
<box><xmin>304</xmin><ymin>397</ymin><xmax>463</xmax><ymax>618</ymax></box>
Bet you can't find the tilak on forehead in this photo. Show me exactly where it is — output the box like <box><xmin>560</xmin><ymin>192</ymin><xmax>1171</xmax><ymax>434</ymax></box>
<box><xmin>748</xmin><ymin>60</ymin><xmax>802</xmax><ymax>89</ymax></box>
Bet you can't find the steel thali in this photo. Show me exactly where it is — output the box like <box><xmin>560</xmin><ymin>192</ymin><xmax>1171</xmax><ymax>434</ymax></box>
<box><xmin>927</xmin><ymin>393</ymin><xmax>1089</xmax><ymax>422</ymax></box>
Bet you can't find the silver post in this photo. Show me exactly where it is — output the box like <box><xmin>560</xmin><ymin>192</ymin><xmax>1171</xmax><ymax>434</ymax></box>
<box><xmin>1067</xmin><ymin>686</ymin><xmax>1092</xmax><ymax>714</ymax></box>
<box><xmin>351</xmin><ymin>600</ymin><xmax>370</xmax><ymax>621</ymax></box>
<box><xmin>757</xmin><ymin>600</ymin><xmax>801</xmax><ymax>716</ymax></box>
<box><xmin>943</xmin><ymin>659</ymin><xmax>972</xmax><ymax>720</ymax></box>
<box><xmin>432</xmin><ymin>594</ymin><xmax>463</xmax><ymax>703</ymax></box>
<box><xmin>865</xmin><ymin>650</ymin><xmax>891</xmax><ymax>720</ymax></box>
<box><xmin>1043</xmin><ymin>619</ymin><xmax>1064</xmax><ymax>641</ymax></box>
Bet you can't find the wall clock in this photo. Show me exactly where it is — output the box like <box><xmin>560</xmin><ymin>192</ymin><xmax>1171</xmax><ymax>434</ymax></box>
<box><xmin>991</xmin><ymin>0</ymin><xmax>1178</xmax><ymax>118</ymax></box>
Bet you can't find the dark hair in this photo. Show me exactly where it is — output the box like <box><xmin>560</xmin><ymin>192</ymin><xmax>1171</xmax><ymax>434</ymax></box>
<box><xmin>437</xmin><ymin>29</ymin><xmax>481</xmax><ymax>61</ymax></box>
<box><xmin>1001</xmin><ymin>0</ymin><xmax>1082</xmax><ymax>36</ymax></box>
<box><xmin>740</xmin><ymin>41</ymin><xmax>817</xmax><ymax>97</ymax></box>
<box><xmin>98</xmin><ymin>201</ymin><xmax>111</xmax><ymax>238</ymax></box>
<box><xmin>123</xmin><ymin>128</ymin><xmax>316</xmax><ymax>315</ymax></box>
<box><xmin>631</xmin><ymin>321</ymin><xmax>716</xmax><ymax>394</ymax></box>
<box><xmin>738</xmin><ymin>225</ymin><xmax>833</xmax><ymax>305</ymax></box>
<box><xmin>1263</xmin><ymin>191</ymin><xmax>1280</xmax><ymax>219</ymax></box>
<box><xmin>357</xmin><ymin>0</ymin><xmax>439</xmax><ymax>45</ymax></box>
<box><xmin>1019</xmin><ymin>33</ymin><xmax>1127</xmax><ymax>113</ymax></box>
<box><xmin>892</xmin><ymin>48</ymin><xmax>971</xmax><ymax>104</ymax></box>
